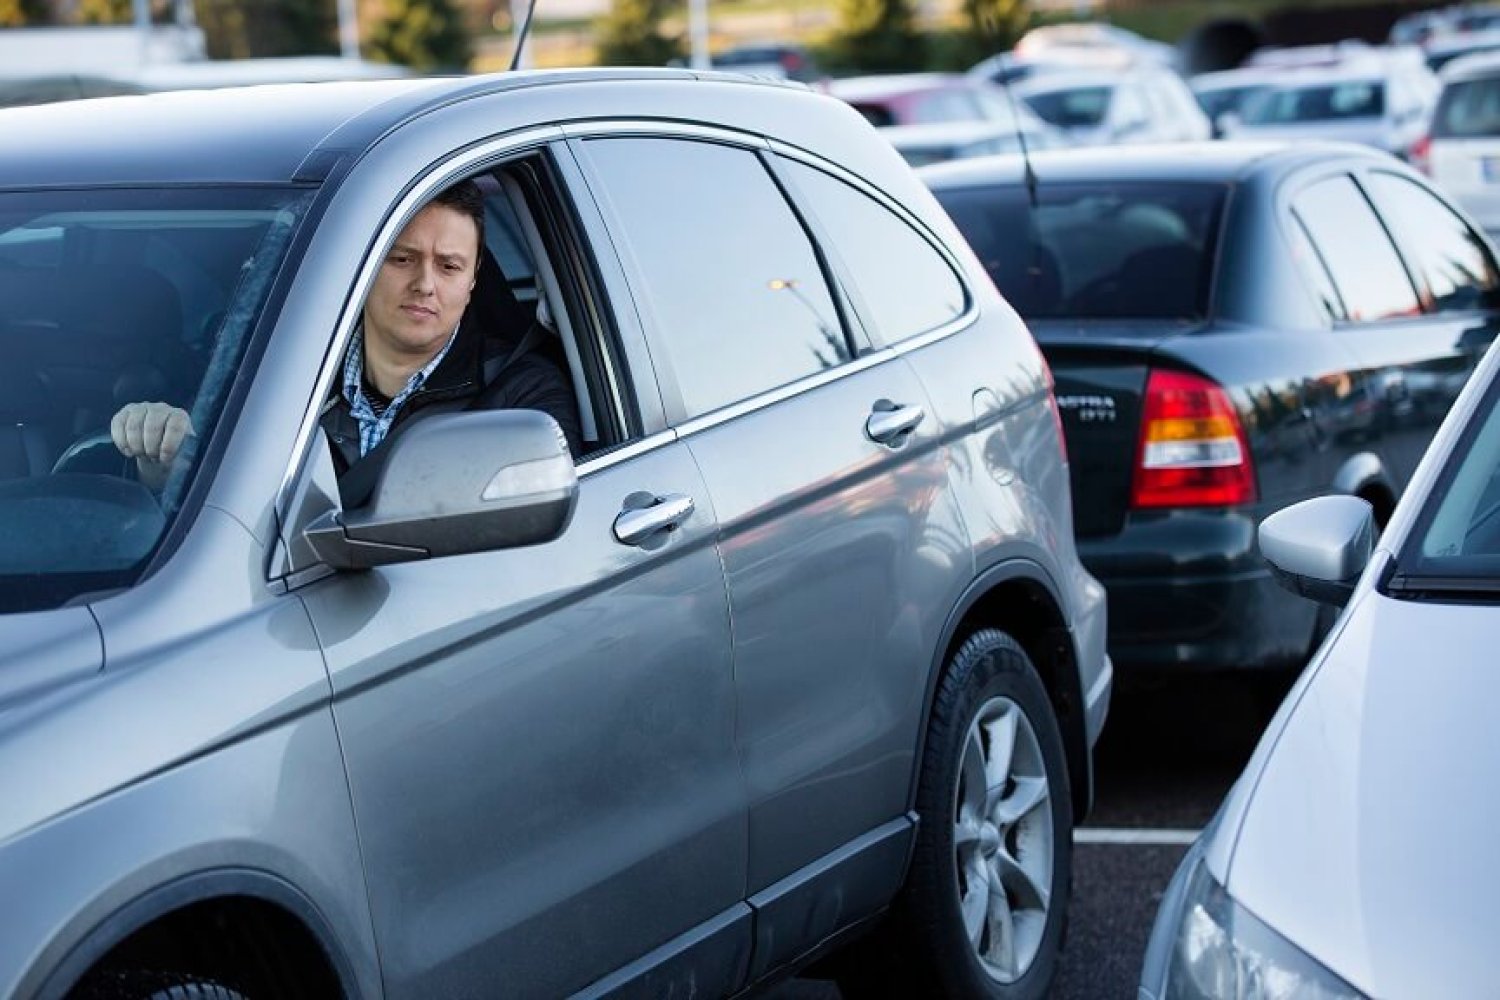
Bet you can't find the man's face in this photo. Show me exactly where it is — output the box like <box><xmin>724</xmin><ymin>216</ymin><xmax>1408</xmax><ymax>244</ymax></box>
<box><xmin>363</xmin><ymin>201</ymin><xmax>479</xmax><ymax>364</ymax></box>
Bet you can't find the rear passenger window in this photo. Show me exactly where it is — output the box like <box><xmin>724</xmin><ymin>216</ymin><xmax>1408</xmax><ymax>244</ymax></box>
<box><xmin>1292</xmin><ymin>176</ymin><xmax>1420</xmax><ymax>322</ymax></box>
<box><xmin>1285</xmin><ymin>214</ymin><xmax>1345</xmax><ymax>322</ymax></box>
<box><xmin>780</xmin><ymin>159</ymin><xmax>966</xmax><ymax>343</ymax></box>
<box><xmin>580</xmin><ymin>138</ymin><xmax>850</xmax><ymax>420</ymax></box>
<box><xmin>1365</xmin><ymin>172</ymin><xmax>1499</xmax><ymax>313</ymax></box>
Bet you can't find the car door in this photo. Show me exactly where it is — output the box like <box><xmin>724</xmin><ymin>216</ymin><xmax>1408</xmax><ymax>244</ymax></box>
<box><xmin>292</xmin><ymin>147</ymin><xmax>747</xmax><ymax>999</ymax></box>
<box><xmin>570</xmin><ymin>131</ymin><xmax>966</xmax><ymax>975</ymax></box>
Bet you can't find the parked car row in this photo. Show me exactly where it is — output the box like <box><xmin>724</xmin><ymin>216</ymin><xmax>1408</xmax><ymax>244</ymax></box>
<box><xmin>0</xmin><ymin>69</ymin><xmax>1110</xmax><ymax>999</ymax></box>
<box><xmin>1142</xmin><ymin>212</ymin><xmax>1500</xmax><ymax>1000</ymax></box>
<box><xmin>10</xmin><ymin>28</ymin><xmax>1500</xmax><ymax>1000</ymax></box>
<box><xmin>922</xmin><ymin>139</ymin><xmax>1500</xmax><ymax>672</ymax></box>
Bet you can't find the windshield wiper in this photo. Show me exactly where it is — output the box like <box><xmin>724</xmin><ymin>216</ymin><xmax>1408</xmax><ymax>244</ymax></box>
<box><xmin>1384</xmin><ymin>572</ymin><xmax>1500</xmax><ymax>601</ymax></box>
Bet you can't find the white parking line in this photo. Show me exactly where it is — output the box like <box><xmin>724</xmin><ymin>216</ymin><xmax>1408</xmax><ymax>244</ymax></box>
<box><xmin>1075</xmin><ymin>827</ymin><xmax>1200</xmax><ymax>846</ymax></box>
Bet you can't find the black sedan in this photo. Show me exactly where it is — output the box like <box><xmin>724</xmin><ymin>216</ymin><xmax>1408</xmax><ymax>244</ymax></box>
<box><xmin>924</xmin><ymin>141</ymin><xmax>1500</xmax><ymax>672</ymax></box>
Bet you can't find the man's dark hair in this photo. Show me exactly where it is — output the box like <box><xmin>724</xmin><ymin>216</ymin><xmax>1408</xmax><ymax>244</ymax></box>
<box><xmin>433</xmin><ymin>179</ymin><xmax>485</xmax><ymax>236</ymax></box>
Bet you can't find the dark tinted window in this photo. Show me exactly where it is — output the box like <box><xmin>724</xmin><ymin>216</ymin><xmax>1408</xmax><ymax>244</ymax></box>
<box><xmin>783</xmin><ymin>160</ymin><xmax>964</xmax><ymax>341</ymax></box>
<box><xmin>582</xmin><ymin>138</ymin><xmax>850</xmax><ymax>419</ymax></box>
<box><xmin>850</xmin><ymin>102</ymin><xmax>896</xmax><ymax>128</ymax></box>
<box><xmin>1286</xmin><ymin>214</ymin><xmax>1345</xmax><ymax>322</ymax></box>
<box><xmin>1367</xmin><ymin>172</ymin><xmax>1499</xmax><ymax>312</ymax></box>
<box><xmin>1399</xmin><ymin>374</ymin><xmax>1500</xmax><ymax>581</ymax></box>
<box><xmin>1292</xmin><ymin>176</ymin><xmax>1420</xmax><ymax>322</ymax></box>
<box><xmin>1244</xmin><ymin>80</ymin><xmax>1385</xmax><ymax>123</ymax></box>
<box><xmin>1023</xmin><ymin>86</ymin><xmax>1111</xmax><ymax>127</ymax></box>
<box><xmin>1433</xmin><ymin>75</ymin><xmax>1500</xmax><ymax>137</ymax></box>
<box><xmin>935</xmin><ymin>181</ymin><xmax>1225</xmax><ymax>320</ymax></box>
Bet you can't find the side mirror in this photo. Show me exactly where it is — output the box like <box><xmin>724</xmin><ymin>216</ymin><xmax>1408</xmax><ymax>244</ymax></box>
<box><xmin>305</xmin><ymin>409</ymin><xmax>576</xmax><ymax>571</ymax></box>
<box><xmin>1258</xmin><ymin>495</ymin><xmax>1375</xmax><ymax>607</ymax></box>
<box><xmin>1215</xmin><ymin>111</ymin><xmax>1241</xmax><ymax>136</ymax></box>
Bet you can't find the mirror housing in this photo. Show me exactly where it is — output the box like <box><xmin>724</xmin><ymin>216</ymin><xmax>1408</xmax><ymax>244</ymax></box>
<box><xmin>305</xmin><ymin>409</ymin><xmax>576</xmax><ymax>571</ymax></box>
<box><xmin>1258</xmin><ymin>495</ymin><xmax>1375</xmax><ymax>607</ymax></box>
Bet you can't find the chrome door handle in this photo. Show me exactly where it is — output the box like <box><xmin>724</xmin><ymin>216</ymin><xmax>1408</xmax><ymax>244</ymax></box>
<box><xmin>866</xmin><ymin>403</ymin><xmax>926</xmax><ymax>445</ymax></box>
<box><xmin>613</xmin><ymin>493</ymin><xmax>696</xmax><ymax>546</ymax></box>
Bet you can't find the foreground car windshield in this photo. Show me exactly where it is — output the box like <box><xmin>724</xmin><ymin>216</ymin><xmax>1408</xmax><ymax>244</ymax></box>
<box><xmin>1394</xmin><ymin>374</ymin><xmax>1500</xmax><ymax>595</ymax></box>
<box><xmin>0</xmin><ymin>186</ymin><xmax>309</xmax><ymax>612</ymax></box>
<box><xmin>935</xmin><ymin>180</ymin><xmax>1225</xmax><ymax>320</ymax></box>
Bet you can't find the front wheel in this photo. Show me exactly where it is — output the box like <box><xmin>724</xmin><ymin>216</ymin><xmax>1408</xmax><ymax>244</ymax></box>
<box><xmin>844</xmin><ymin>629</ymin><xmax>1073</xmax><ymax>999</ymax></box>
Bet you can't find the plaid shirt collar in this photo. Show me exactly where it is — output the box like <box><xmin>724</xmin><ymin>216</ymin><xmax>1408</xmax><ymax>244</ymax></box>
<box><xmin>341</xmin><ymin>323</ymin><xmax>459</xmax><ymax>458</ymax></box>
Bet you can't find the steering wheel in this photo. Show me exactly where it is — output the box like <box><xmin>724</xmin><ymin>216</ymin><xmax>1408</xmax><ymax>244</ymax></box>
<box><xmin>51</xmin><ymin>430</ymin><xmax>132</xmax><ymax>478</ymax></box>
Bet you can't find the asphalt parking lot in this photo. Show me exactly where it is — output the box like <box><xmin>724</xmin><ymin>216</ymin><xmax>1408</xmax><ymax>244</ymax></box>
<box><xmin>767</xmin><ymin>671</ymin><xmax>1289</xmax><ymax>999</ymax></box>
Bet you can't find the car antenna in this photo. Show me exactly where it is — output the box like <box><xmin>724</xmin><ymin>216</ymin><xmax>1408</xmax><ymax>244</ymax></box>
<box><xmin>509</xmin><ymin>0</ymin><xmax>541</xmax><ymax>71</ymax></box>
<box><xmin>996</xmin><ymin>50</ymin><xmax>1039</xmax><ymax>210</ymax></box>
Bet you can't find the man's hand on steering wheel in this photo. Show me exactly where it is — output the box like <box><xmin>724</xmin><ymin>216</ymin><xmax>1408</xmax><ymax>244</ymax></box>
<box><xmin>111</xmin><ymin>402</ymin><xmax>194</xmax><ymax>491</ymax></box>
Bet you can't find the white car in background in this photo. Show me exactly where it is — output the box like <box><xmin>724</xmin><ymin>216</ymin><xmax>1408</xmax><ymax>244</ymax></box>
<box><xmin>1428</xmin><ymin>49</ymin><xmax>1500</xmax><ymax>237</ymax></box>
<box><xmin>1224</xmin><ymin>57</ymin><xmax>1439</xmax><ymax>160</ymax></box>
<box><xmin>1141</xmin><ymin>323</ymin><xmax>1500</xmax><ymax>1000</ymax></box>
<box><xmin>880</xmin><ymin>119</ymin><xmax>1065</xmax><ymax>167</ymax></box>
<box><xmin>1015</xmin><ymin>66</ymin><xmax>1210</xmax><ymax>146</ymax></box>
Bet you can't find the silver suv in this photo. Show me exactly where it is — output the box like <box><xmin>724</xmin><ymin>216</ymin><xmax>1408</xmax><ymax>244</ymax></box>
<box><xmin>0</xmin><ymin>70</ymin><xmax>1110</xmax><ymax>1000</ymax></box>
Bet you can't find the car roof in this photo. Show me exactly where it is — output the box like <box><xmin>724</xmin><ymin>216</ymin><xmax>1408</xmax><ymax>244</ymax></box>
<box><xmin>1254</xmin><ymin>65</ymin><xmax>1387</xmax><ymax>89</ymax></box>
<box><xmin>1441</xmin><ymin>47</ymin><xmax>1500</xmax><ymax>81</ymax></box>
<box><xmin>917</xmin><ymin>140</ymin><xmax>1379</xmax><ymax>188</ymax></box>
<box><xmin>827</xmin><ymin>73</ymin><xmax>969</xmax><ymax>101</ymax></box>
<box><xmin>1189</xmin><ymin>66</ymin><xmax>1282</xmax><ymax>92</ymax></box>
<box><xmin>0</xmin><ymin>68</ymin><xmax>799</xmax><ymax>188</ymax></box>
<box><xmin>880</xmin><ymin>120</ymin><xmax>1034</xmax><ymax>147</ymax></box>
<box><xmin>1014</xmin><ymin>68</ymin><xmax>1133</xmax><ymax>93</ymax></box>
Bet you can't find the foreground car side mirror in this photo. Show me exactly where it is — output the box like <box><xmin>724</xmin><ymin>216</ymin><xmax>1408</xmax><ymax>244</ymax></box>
<box><xmin>305</xmin><ymin>409</ymin><xmax>576</xmax><ymax>571</ymax></box>
<box><xmin>1258</xmin><ymin>495</ymin><xmax>1375</xmax><ymax>607</ymax></box>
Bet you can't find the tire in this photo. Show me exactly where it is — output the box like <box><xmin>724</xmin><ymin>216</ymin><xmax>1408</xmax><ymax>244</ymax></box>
<box><xmin>842</xmin><ymin>629</ymin><xmax>1073</xmax><ymax>999</ymax></box>
<box><xmin>70</xmin><ymin>970</ymin><xmax>248</xmax><ymax>1000</ymax></box>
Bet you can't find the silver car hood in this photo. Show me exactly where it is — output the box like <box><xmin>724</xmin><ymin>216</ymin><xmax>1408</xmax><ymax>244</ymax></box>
<box><xmin>1219</xmin><ymin>586</ymin><xmax>1500</xmax><ymax>997</ymax></box>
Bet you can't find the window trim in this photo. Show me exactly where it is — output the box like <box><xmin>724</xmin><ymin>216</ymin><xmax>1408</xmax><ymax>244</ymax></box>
<box><xmin>568</xmin><ymin>125</ymin><xmax>866</xmax><ymax>428</ymax></box>
<box><xmin>272</xmin><ymin>124</ymin><xmax>658</xmax><ymax>526</ymax></box>
<box><xmin>1285</xmin><ymin>169</ymin><xmax>1425</xmax><ymax>328</ymax></box>
<box><xmin>767</xmin><ymin>137</ymin><xmax>976</xmax><ymax>351</ymax></box>
<box><xmin>1361</xmin><ymin>167</ymin><xmax>1500</xmax><ymax>317</ymax></box>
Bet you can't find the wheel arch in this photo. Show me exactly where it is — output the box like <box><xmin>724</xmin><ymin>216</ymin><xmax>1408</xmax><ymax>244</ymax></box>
<box><xmin>914</xmin><ymin>560</ymin><xmax>1092</xmax><ymax>823</ymax></box>
<box><xmin>36</xmin><ymin>869</ymin><xmax>358</xmax><ymax>1000</ymax></box>
<box><xmin>1333</xmin><ymin>451</ymin><xmax>1397</xmax><ymax>527</ymax></box>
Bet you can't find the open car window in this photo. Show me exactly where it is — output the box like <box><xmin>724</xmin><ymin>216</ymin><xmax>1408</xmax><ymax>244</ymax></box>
<box><xmin>0</xmin><ymin>186</ymin><xmax>311</xmax><ymax>612</ymax></box>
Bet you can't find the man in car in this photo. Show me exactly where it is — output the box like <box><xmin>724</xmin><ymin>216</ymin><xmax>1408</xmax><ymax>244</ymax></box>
<box><xmin>109</xmin><ymin>180</ymin><xmax>581</xmax><ymax>503</ymax></box>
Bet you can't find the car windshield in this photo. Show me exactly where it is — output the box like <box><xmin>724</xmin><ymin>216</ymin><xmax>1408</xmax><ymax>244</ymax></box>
<box><xmin>1195</xmin><ymin>84</ymin><xmax>1266</xmax><ymax>120</ymax></box>
<box><xmin>1394</xmin><ymin>371</ymin><xmax>1500</xmax><ymax>594</ymax></box>
<box><xmin>1242</xmin><ymin>80</ymin><xmax>1386</xmax><ymax>123</ymax></box>
<box><xmin>934</xmin><ymin>180</ymin><xmax>1226</xmax><ymax>321</ymax></box>
<box><xmin>0</xmin><ymin>186</ymin><xmax>310</xmax><ymax>613</ymax></box>
<box><xmin>1433</xmin><ymin>75</ymin><xmax>1500</xmax><ymax>137</ymax></box>
<box><xmin>1022</xmin><ymin>85</ymin><xmax>1111</xmax><ymax>127</ymax></box>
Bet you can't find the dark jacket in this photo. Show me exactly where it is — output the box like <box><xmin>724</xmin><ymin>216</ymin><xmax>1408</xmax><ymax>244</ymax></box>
<box><xmin>321</xmin><ymin>316</ymin><xmax>582</xmax><ymax>509</ymax></box>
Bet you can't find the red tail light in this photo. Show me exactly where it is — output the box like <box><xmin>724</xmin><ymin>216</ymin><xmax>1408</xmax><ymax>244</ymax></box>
<box><xmin>1409</xmin><ymin>133</ymin><xmax>1432</xmax><ymax>175</ymax></box>
<box><xmin>1131</xmin><ymin>369</ymin><xmax>1255</xmax><ymax>509</ymax></box>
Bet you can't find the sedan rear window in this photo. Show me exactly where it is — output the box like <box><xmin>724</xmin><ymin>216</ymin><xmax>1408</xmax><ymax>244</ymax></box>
<box><xmin>1022</xmin><ymin>86</ymin><xmax>1111</xmax><ymax>127</ymax></box>
<box><xmin>935</xmin><ymin>181</ymin><xmax>1226</xmax><ymax>321</ymax></box>
<box><xmin>1433</xmin><ymin>76</ymin><xmax>1500</xmax><ymax>138</ymax></box>
<box><xmin>0</xmin><ymin>186</ymin><xmax>310</xmax><ymax>612</ymax></box>
<box><xmin>1242</xmin><ymin>81</ymin><xmax>1385</xmax><ymax>123</ymax></box>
